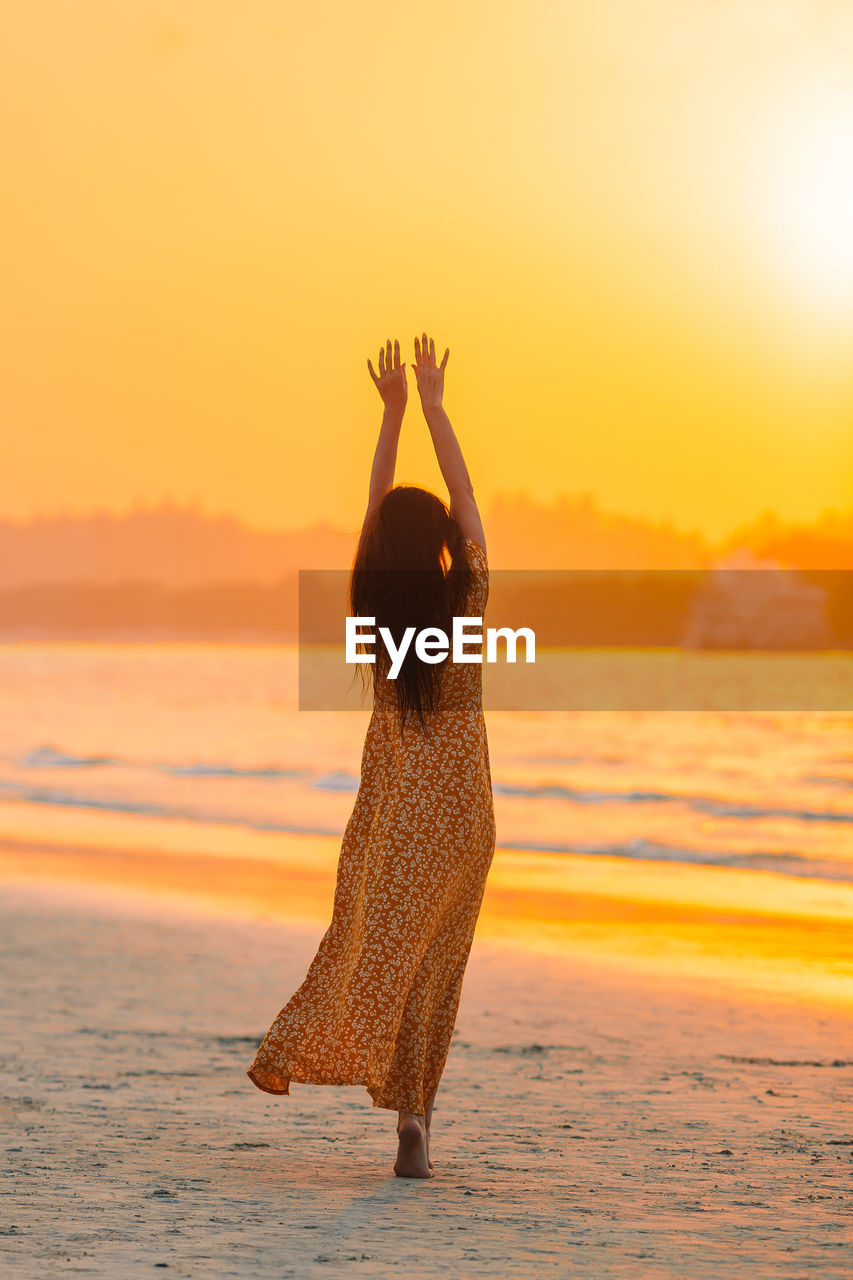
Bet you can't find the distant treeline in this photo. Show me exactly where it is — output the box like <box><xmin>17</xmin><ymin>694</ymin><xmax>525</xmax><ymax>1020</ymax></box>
<box><xmin>3</xmin><ymin>570</ymin><xmax>849</xmax><ymax>648</ymax></box>
<box><xmin>0</xmin><ymin>577</ymin><xmax>298</xmax><ymax>640</ymax></box>
<box><xmin>1</xmin><ymin>496</ymin><xmax>851</xmax><ymax>589</ymax></box>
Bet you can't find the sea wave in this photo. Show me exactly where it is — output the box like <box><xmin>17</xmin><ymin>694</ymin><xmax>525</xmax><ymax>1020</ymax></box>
<box><xmin>0</xmin><ymin>781</ymin><xmax>850</xmax><ymax>882</ymax></box>
<box><xmin>499</xmin><ymin>837</ymin><xmax>851</xmax><ymax>881</ymax></box>
<box><xmin>10</xmin><ymin>744</ymin><xmax>853</xmax><ymax>826</ymax></box>
<box><xmin>493</xmin><ymin>780</ymin><xmax>853</xmax><ymax>825</ymax></box>
<box><xmin>18</xmin><ymin>744</ymin><xmax>306</xmax><ymax>781</ymax></box>
<box><xmin>0</xmin><ymin>781</ymin><xmax>342</xmax><ymax>837</ymax></box>
<box><xmin>22</xmin><ymin>746</ymin><xmax>118</xmax><ymax>769</ymax></box>
<box><xmin>312</xmin><ymin>772</ymin><xmax>360</xmax><ymax>792</ymax></box>
<box><xmin>163</xmin><ymin>762</ymin><xmax>305</xmax><ymax>780</ymax></box>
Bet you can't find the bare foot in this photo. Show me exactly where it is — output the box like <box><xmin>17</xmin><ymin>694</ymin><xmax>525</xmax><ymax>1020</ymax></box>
<box><xmin>394</xmin><ymin>1114</ymin><xmax>434</xmax><ymax>1179</ymax></box>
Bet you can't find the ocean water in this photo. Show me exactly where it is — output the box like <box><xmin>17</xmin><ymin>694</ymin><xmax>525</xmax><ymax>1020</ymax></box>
<box><xmin>0</xmin><ymin>644</ymin><xmax>850</xmax><ymax>885</ymax></box>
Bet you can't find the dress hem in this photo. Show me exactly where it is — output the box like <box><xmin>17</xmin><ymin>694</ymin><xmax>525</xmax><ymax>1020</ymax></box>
<box><xmin>246</xmin><ymin>1065</ymin><xmax>426</xmax><ymax>1115</ymax></box>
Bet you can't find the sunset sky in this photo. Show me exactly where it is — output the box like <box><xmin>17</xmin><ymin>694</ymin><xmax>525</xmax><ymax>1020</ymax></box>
<box><xmin>3</xmin><ymin>1</ymin><xmax>853</xmax><ymax>539</ymax></box>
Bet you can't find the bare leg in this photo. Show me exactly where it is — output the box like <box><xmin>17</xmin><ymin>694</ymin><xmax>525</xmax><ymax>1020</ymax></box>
<box><xmin>394</xmin><ymin>1111</ymin><xmax>433</xmax><ymax>1179</ymax></box>
<box><xmin>424</xmin><ymin>1091</ymin><xmax>435</xmax><ymax>1170</ymax></box>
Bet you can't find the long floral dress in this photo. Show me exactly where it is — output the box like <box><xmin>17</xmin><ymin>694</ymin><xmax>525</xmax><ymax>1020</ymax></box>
<box><xmin>247</xmin><ymin>538</ymin><xmax>496</xmax><ymax>1114</ymax></box>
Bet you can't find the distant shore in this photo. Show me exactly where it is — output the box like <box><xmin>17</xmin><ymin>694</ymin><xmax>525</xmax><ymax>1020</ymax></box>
<box><xmin>1</xmin><ymin>566</ymin><xmax>851</xmax><ymax>649</ymax></box>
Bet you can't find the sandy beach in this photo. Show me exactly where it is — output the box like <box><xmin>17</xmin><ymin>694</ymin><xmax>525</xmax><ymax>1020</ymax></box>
<box><xmin>7</xmin><ymin>0</ymin><xmax>853</xmax><ymax>1269</ymax></box>
<box><xmin>2</xmin><ymin>832</ymin><xmax>851</xmax><ymax>1279</ymax></box>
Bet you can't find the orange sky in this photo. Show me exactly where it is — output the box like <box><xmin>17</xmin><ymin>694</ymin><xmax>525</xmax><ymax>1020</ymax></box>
<box><xmin>2</xmin><ymin>1</ymin><xmax>853</xmax><ymax>539</ymax></box>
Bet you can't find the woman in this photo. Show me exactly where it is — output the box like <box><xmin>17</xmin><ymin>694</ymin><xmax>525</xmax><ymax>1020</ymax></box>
<box><xmin>247</xmin><ymin>333</ymin><xmax>496</xmax><ymax>1179</ymax></box>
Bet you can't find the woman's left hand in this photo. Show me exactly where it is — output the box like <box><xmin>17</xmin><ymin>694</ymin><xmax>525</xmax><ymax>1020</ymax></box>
<box><xmin>368</xmin><ymin>339</ymin><xmax>407</xmax><ymax>417</ymax></box>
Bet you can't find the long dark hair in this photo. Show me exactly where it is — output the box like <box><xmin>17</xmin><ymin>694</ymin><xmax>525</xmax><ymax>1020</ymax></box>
<box><xmin>349</xmin><ymin>485</ymin><xmax>473</xmax><ymax>730</ymax></box>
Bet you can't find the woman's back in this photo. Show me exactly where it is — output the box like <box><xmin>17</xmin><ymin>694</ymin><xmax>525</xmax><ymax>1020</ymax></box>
<box><xmin>370</xmin><ymin>537</ymin><xmax>490</xmax><ymax>725</ymax></box>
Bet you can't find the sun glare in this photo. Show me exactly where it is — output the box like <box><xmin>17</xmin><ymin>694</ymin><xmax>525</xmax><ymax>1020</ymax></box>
<box><xmin>760</xmin><ymin>78</ymin><xmax>853</xmax><ymax>314</ymax></box>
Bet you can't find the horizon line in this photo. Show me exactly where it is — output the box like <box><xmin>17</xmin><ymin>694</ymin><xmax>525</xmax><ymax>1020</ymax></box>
<box><xmin>2</xmin><ymin>493</ymin><xmax>852</xmax><ymax>549</ymax></box>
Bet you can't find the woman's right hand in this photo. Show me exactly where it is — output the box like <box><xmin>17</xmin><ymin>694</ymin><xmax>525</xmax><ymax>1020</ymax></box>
<box><xmin>412</xmin><ymin>332</ymin><xmax>449</xmax><ymax>413</ymax></box>
<box><xmin>367</xmin><ymin>339</ymin><xmax>408</xmax><ymax>417</ymax></box>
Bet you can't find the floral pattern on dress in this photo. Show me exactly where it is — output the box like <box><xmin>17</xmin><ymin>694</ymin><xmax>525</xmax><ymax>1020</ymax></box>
<box><xmin>247</xmin><ymin>538</ymin><xmax>496</xmax><ymax>1114</ymax></box>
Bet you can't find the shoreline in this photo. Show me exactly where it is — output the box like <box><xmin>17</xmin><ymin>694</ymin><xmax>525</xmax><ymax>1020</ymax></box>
<box><xmin>3</xmin><ymin>816</ymin><xmax>852</xmax><ymax>1012</ymax></box>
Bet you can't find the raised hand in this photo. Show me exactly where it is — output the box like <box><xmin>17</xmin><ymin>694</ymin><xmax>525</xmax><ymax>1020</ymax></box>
<box><xmin>412</xmin><ymin>332</ymin><xmax>449</xmax><ymax>413</ymax></box>
<box><xmin>367</xmin><ymin>338</ymin><xmax>407</xmax><ymax>417</ymax></box>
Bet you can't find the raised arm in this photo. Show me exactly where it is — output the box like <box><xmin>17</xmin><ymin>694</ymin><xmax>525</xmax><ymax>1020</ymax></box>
<box><xmin>412</xmin><ymin>333</ymin><xmax>486</xmax><ymax>550</ymax></box>
<box><xmin>364</xmin><ymin>338</ymin><xmax>407</xmax><ymax>526</ymax></box>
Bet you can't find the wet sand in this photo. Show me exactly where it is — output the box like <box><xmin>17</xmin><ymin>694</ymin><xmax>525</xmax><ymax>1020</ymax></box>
<box><xmin>1</xmin><ymin>839</ymin><xmax>852</xmax><ymax>1277</ymax></box>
